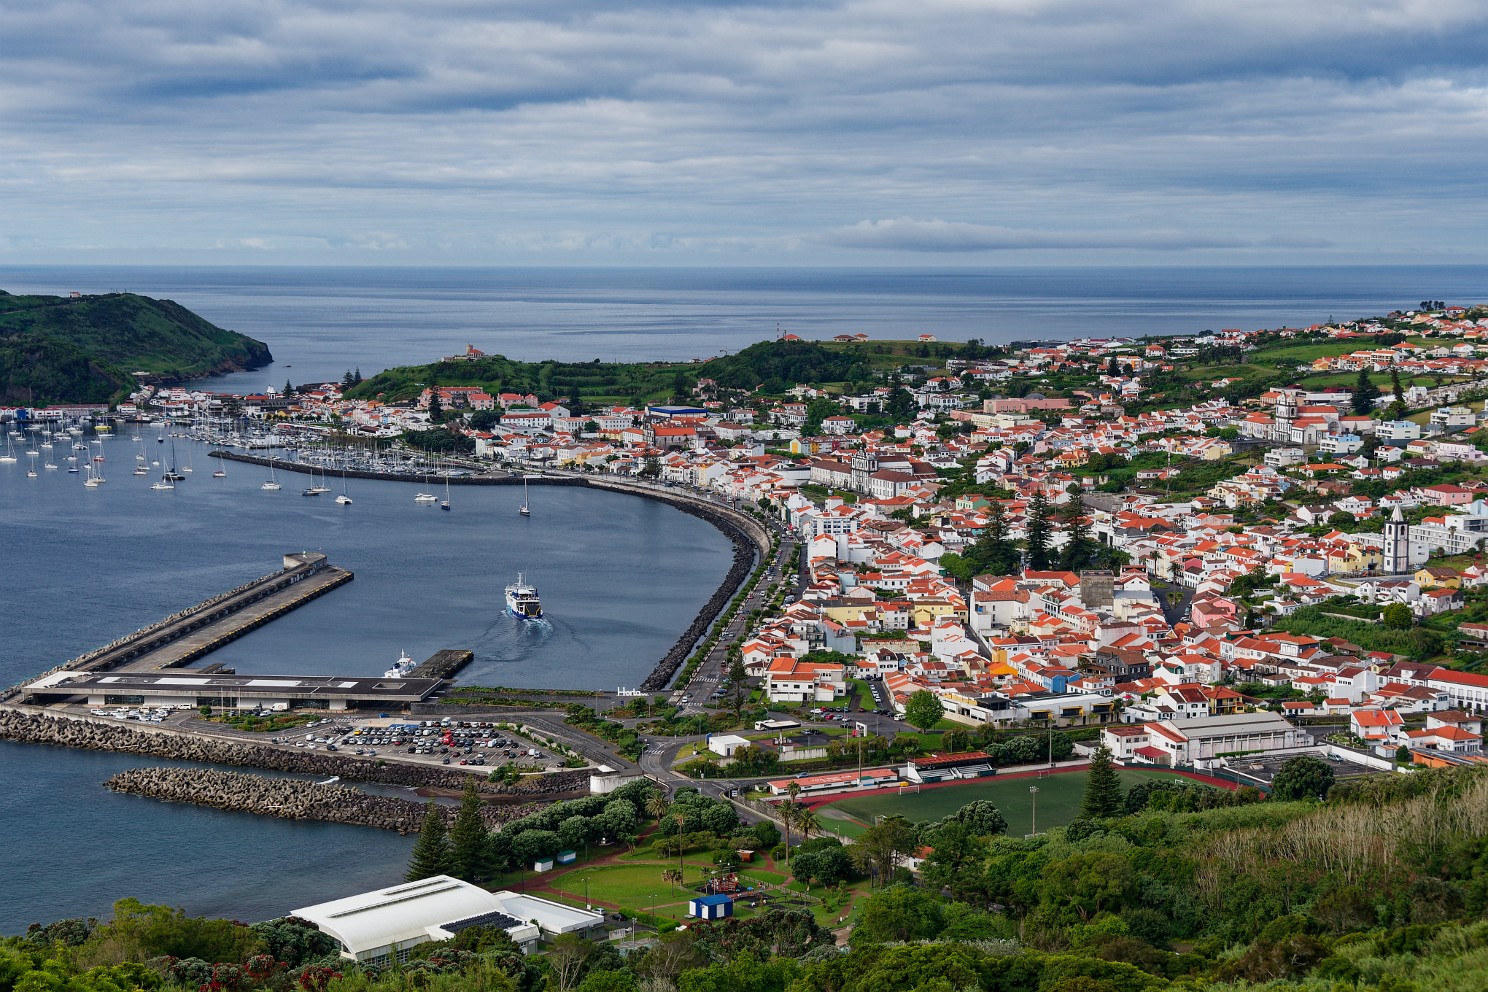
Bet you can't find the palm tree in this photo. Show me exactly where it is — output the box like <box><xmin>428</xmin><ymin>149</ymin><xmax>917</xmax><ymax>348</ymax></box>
<box><xmin>795</xmin><ymin>805</ymin><xmax>820</xmax><ymax>844</ymax></box>
<box><xmin>672</xmin><ymin>811</ymin><xmax>688</xmax><ymax>876</ymax></box>
<box><xmin>778</xmin><ymin>800</ymin><xmax>799</xmax><ymax>870</ymax></box>
<box><xmin>662</xmin><ymin>867</ymin><xmax>683</xmax><ymax>897</ymax></box>
<box><xmin>645</xmin><ymin>792</ymin><xmax>670</xmax><ymax>824</ymax></box>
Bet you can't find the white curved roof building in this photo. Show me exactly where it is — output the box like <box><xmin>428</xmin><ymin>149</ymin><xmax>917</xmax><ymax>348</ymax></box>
<box><xmin>292</xmin><ymin>875</ymin><xmax>601</xmax><ymax>963</ymax></box>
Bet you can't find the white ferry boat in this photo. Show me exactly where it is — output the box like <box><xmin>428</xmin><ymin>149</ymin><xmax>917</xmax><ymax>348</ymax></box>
<box><xmin>384</xmin><ymin>649</ymin><xmax>416</xmax><ymax>678</ymax></box>
<box><xmin>505</xmin><ymin>573</ymin><xmax>543</xmax><ymax>620</ymax></box>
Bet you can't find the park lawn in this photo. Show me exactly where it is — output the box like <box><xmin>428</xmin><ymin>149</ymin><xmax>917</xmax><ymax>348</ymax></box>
<box><xmin>548</xmin><ymin>862</ymin><xmax>705</xmax><ymax>910</ymax></box>
<box><xmin>814</xmin><ymin>769</ymin><xmax>1207</xmax><ymax>838</ymax></box>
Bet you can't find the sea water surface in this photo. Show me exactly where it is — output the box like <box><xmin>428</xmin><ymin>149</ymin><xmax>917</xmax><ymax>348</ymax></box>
<box><xmin>0</xmin><ymin>265</ymin><xmax>1484</xmax><ymax>391</ymax></box>
<box><xmin>0</xmin><ymin>433</ymin><xmax>733</xmax><ymax>934</ymax></box>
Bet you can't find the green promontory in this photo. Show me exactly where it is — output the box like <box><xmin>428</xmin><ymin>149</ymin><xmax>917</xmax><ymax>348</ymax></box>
<box><xmin>346</xmin><ymin>337</ymin><xmax>1007</xmax><ymax>408</ymax></box>
<box><xmin>0</xmin><ymin>289</ymin><xmax>273</xmax><ymax>406</ymax></box>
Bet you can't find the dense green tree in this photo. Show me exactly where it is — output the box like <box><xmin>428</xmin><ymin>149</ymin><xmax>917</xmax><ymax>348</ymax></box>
<box><xmin>886</xmin><ymin>386</ymin><xmax>916</xmax><ymax>419</ymax></box>
<box><xmin>1078</xmin><ymin>745</ymin><xmax>1123</xmax><ymax>819</ymax></box>
<box><xmin>851</xmin><ymin>815</ymin><xmax>918</xmax><ymax>887</ymax></box>
<box><xmin>903</xmin><ymin>689</ymin><xmax>944</xmax><ymax>732</ymax></box>
<box><xmin>450</xmin><ymin>780</ymin><xmax>489</xmax><ymax>881</ymax></box>
<box><xmin>1025</xmin><ymin>491</ymin><xmax>1053</xmax><ymax>571</ymax></box>
<box><xmin>1382</xmin><ymin>603</ymin><xmax>1413</xmax><ymax>629</ymax></box>
<box><xmin>1271</xmin><ymin>755</ymin><xmax>1335</xmax><ymax>801</ymax></box>
<box><xmin>791</xmin><ymin>844</ymin><xmax>856</xmax><ymax>888</ymax></box>
<box><xmin>427</xmin><ymin>392</ymin><xmax>444</xmax><ymax>423</ymax></box>
<box><xmin>1059</xmin><ymin>501</ymin><xmax>1093</xmax><ymax>571</ymax></box>
<box><xmin>407</xmin><ymin>802</ymin><xmax>454</xmax><ymax>881</ymax></box>
<box><xmin>802</xmin><ymin>397</ymin><xmax>842</xmax><ymax>436</ymax></box>
<box><xmin>853</xmin><ymin>886</ymin><xmax>946</xmax><ymax>943</ymax></box>
<box><xmin>1352</xmin><ymin>367</ymin><xmax>1380</xmax><ymax>414</ymax></box>
<box><xmin>946</xmin><ymin>799</ymin><xmax>1009</xmax><ymax>837</ymax></box>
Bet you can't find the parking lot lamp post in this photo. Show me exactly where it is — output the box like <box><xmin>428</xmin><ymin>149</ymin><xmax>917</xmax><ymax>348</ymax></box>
<box><xmin>1029</xmin><ymin>786</ymin><xmax>1039</xmax><ymax>836</ymax></box>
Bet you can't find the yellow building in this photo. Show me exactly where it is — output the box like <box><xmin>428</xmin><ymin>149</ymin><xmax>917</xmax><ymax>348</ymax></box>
<box><xmin>1414</xmin><ymin>566</ymin><xmax>1462</xmax><ymax>589</ymax></box>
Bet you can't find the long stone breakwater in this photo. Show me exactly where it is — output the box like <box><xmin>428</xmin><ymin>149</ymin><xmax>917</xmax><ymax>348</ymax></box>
<box><xmin>639</xmin><ymin>536</ymin><xmax>755</xmax><ymax>691</ymax></box>
<box><xmin>105</xmin><ymin>767</ymin><xmax>540</xmax><ymax>833</ymax></box>
<box><xmin>0</xmin><ymin>710</ymin><xmax>590</xmax><ymax>796</ymax></box>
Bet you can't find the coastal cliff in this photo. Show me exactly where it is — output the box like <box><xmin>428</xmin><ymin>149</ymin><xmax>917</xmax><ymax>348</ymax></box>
<box><xmin>0</xmin><ymin>289</ymin><xmax>272</xmax><ymax>405</ymax></box>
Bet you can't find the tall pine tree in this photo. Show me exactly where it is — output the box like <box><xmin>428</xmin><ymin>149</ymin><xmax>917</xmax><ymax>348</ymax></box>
<box><xmin>407</xmin><ymin>801</ymin><xmax>454</xmax><ymax>881</ymax></box>
<box><xmin>1351</xmin><ymin>367</ymin><xmax>1380</xmax><ymax>415</ymax></box>
<box><xmin>1078</xmin><ymin>744</ymin><xmax>1123</xmax><ymax>819</ymax></box>
<box><xmin>449</xmin><ymin>780</ymin><xmax>489</xmax><ymax>881</ymax></box>
<box><xmin>1024</xmin><ymin>491</ymin><xmax>1052</xmax><ymax>571</ymax></box>
<box><xmin>1059</xmin><ymin>500</ymin><xmax>1092</xmax><ymax>571</ymax></box>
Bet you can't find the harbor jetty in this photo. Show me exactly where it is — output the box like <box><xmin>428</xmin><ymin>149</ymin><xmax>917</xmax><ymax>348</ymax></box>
<box><xmin>37</xmin><ymin>552</ymin><xmax>352</xmax><ymax>677</ymax></box>
<box><xmin>105</xmin><ymin>767</ymin><xmax>542</xmax><ymax>833</ymax></box>
<box><xmin>410</xmin><ymin>649</ymin><xmax>474</xmax><ymax>680</ymax></box>
<box><xmin>0</xmin><ymin>709</ymin><xmax>591</xmax><ymax>796</ymax></box>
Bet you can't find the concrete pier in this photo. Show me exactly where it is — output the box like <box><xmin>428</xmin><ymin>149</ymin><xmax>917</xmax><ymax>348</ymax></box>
<box><xmin>59</xmin><ymin>553</ymin><xmax>353</xmax><ymax>675</ymax></box>
<box><xmin>409</xmin><ymin>649</ymin><xmax>474</xmax><ymax>680</ymax></box>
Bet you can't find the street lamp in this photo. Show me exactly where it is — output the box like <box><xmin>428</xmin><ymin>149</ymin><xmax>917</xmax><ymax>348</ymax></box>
<box><xmin>1028</xmin><ymin>785</ymin><xmax>1039</xmax><ymax>836</ymax></box>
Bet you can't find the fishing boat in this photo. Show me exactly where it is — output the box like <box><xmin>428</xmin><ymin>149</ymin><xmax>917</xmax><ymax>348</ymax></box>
<box><xmin>504</xmin><ymin>573</ymin><xmax>543</xmax><ymax>620</ymax></box>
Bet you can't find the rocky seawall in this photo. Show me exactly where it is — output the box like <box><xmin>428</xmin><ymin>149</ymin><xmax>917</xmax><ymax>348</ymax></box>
<box><xmin>104</xmin><ymin>767</ymin><xmax>536</xmax><ymax>833</ymax></box>
<box><xmin>0</xmin><ymin>710</ymin><xmax>590</xmax><ymax>796</ymax></box>
<box><xmin>639</xmin><ymin>536</ymin><xmax>755</xmax><ymax>691</ymax></box>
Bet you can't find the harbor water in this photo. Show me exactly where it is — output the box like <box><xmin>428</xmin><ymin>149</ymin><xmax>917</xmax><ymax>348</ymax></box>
<box><xmin>0</xmin><ymin>435</ymin><xmax>734</xmax><ymax>934</ymax></box>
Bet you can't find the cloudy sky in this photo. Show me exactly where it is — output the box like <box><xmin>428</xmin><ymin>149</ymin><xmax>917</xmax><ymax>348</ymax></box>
<box><xmin>4</xmin><ymin>0</ymin><xmax>1487</xmax><ymax>265</ymax></box>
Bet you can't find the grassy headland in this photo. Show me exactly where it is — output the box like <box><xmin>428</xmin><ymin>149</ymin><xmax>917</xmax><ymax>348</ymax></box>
<box><xmin>0</xmin><ymin>290</ymin><xmax>273</xmax><ymax>405</ymax></box>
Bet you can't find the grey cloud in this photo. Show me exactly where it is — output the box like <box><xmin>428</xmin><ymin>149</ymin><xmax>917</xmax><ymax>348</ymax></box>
<box><xmin>1</xmin><ymin>0</ymin><xmax>1485</xmax><ymax>262</ymax></box>
<box><xmin>816</xmin><ymin>219</ymin><xmax>1259</xmax><ymax>252</ymax></box>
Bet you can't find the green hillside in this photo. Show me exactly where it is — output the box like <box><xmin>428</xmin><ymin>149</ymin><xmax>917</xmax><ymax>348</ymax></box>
<box><xmin>0</xmin><ymin>290</ymin><xmax>273</xmax><ymax>405</ymax></box>
<box><xmin>346</xmin><ymin>337</ymin><xmax>1007</xmax><ymax>408</ymax></box>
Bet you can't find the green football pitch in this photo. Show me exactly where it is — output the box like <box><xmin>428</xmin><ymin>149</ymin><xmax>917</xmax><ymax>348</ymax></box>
<box><xmin>813</xmin><ymin>769</ymin><xmax>1207</xmax><ymax>838</ymax></box>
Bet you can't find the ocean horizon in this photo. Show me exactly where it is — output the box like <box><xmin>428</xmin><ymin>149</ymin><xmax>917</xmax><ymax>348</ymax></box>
<box><xmin>1</xmin><ymin>263</ymin><xmax>1484</xmax><ymax>392</ymax></box>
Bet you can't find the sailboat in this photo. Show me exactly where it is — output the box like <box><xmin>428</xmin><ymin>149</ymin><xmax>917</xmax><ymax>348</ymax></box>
<box><xmin>518</xmin><ymin>475</ymin><xmax>531</xmax><ymax>516</ymax></box>
<box><xmin>440</xmin><ymin>470</ymin><xmax>451</xmax><ymax>511</ymax></box>
<box><xmin>26</xmin><ymin>452</ymin><xmax>38</xmax><ymax>477</ymax></box>
<box><xmin>413</xmin><ymin>453</ymin><xmax>437</xmax><ymax>503</ymax></box>
<box><xmin>262</xmin><ymin>453</ymin><xmax>281</xmax><ymax>491</ymax></box>
<box><xmin>307</xmin><ymin>453</ymin><xmax>331</xmax><ymax>494</ymax></box>
<box><xmin>150</xmin><ymin>462</ymin><xmax>175</xmax><ymax>491</ymax></box>
<box><xmin>335</xmin><ymin>464</ymin><xmax>352</xmax><ymax>505</ymax></box>
<box><xmin>0</xmin><ymin>434</ymin><xmax>16</xmax><ymax>464</ymax></box>
<box><xmin>163</xmin><ymin>442</ymin><xmax>186</xmax><ymax>481</ymax></box>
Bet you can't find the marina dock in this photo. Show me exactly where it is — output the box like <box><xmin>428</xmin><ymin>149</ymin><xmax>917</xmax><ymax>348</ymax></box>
<box><xmin>409</xmin><ymin>649</ymin><xmax>474</xmax><ymax>680</ymax></box>
<box><xmin>54</xmin><ymin>553</ymin><xmax>353</xmax><ymax>675</ymax></box>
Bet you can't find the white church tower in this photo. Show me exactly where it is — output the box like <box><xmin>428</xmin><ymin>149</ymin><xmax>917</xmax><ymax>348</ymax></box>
<box><xmin>1383</xmin><ymin>505</ymin><xmax>1411</xmax><ymax>575</ymax></box>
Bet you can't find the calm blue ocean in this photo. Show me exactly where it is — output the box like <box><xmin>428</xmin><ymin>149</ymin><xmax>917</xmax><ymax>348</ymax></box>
<box><xmin>1</xmin><ymin>263</ymin><xmax>1485</xmax><ymax>933</ymax></box>
<box><xmin>0</xmin><ymin>265</ymin><xmax>1483</xmax><ymax>392</ymax></box>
